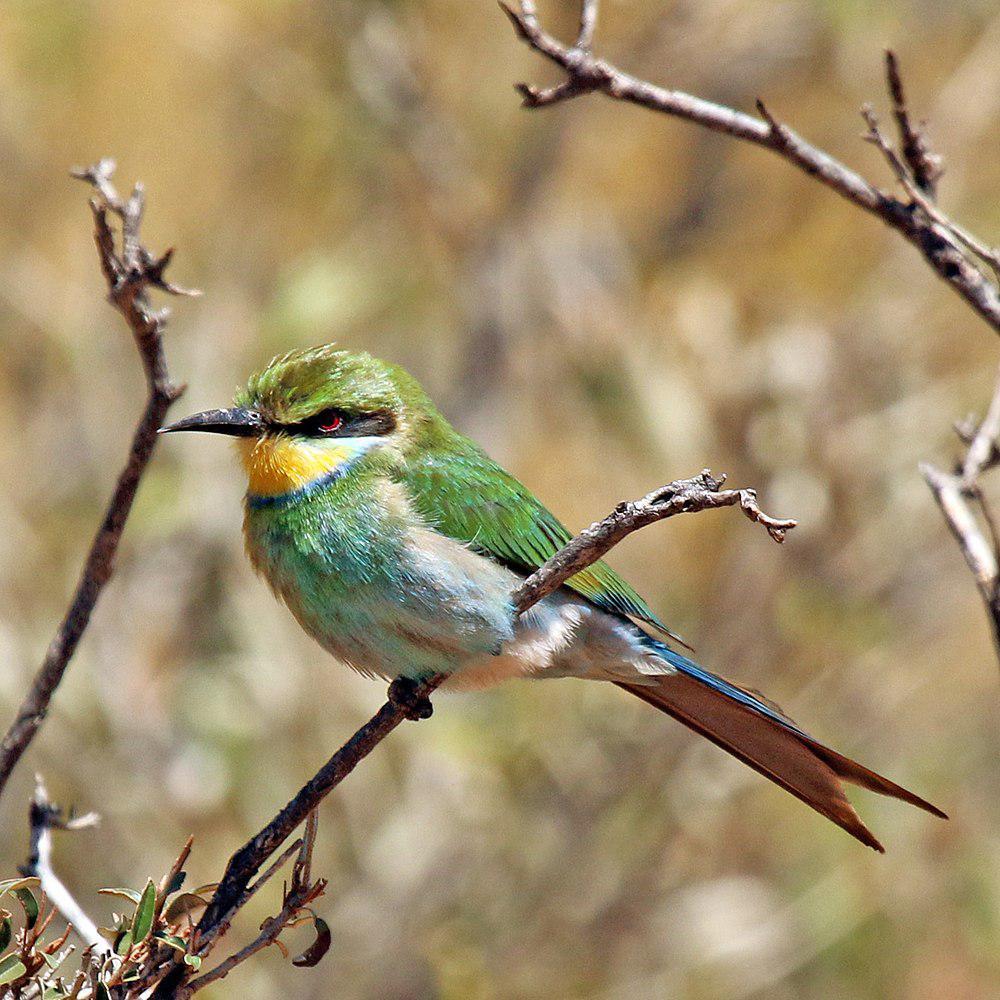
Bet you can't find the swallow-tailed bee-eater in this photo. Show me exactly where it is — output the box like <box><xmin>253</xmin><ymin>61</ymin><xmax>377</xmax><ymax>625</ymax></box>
<box><xmin>163</xmin><ymin>344</ymin><xmax>944</xmax><ymax>850</ymax></box>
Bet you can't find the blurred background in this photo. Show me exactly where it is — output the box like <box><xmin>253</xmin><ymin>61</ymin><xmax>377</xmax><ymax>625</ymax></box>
<box><xmin>1</xmin><ymin>0</ymin><xmax>998</xmax><ymax>997</ymax></box>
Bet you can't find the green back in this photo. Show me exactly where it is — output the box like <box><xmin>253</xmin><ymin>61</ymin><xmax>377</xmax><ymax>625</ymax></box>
<box><xmin>401</xmin><ymin>433</ymin><xmax>682</xmax><ymax>643</ymax></box>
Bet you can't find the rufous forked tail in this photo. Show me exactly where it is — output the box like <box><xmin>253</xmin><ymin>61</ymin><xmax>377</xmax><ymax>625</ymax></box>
<box><xmin>616</xmin><ymin>647</ymin><xmax>945</xmax><ymax>851</ymax></box>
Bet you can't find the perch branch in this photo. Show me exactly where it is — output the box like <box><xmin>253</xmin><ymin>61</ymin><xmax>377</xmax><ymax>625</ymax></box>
<box><xmin>499</xmin><ymin>1</ymin><xmax>1000</xmax><ymax>332</ymax></box>
<box><xmin>502</xmin><ymin>1</ymin><xmax>1000</xmax><ymax>666</ymax></box>
<box><xmin>0</xmin><ymin>159</ymin><xmax>190</xmax><ymax>800</ymax></box>
<box><xmin>147</xmin><ymin>469</ymin><xmax>793</xmax><ymax>996</ymax></box>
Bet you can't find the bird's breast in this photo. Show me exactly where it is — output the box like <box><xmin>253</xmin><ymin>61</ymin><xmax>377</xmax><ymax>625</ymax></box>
<box><xmin>242</xmin><ymin>480</ymin><xmax>518</xmax><ymax>680</ymax></box>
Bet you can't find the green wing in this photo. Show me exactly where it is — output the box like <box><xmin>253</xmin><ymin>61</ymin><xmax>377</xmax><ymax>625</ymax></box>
<box><xmin>402</xmin><ymin>438</ymin><xmax>685</xmax><ymax>645</ymax></box>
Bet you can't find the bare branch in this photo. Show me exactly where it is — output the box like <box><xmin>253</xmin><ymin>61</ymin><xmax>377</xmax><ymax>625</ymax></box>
<box><xmin>22</xmin><ymin>776</ymin><xmax>110</xmax><ymax>956</ymax></box>
<box><xmin>0</xmin><ymin>160</ymin><xmax>189</xmax><ymax>800</ymax></box>
<box><xmin>884</xmin><ymin>50</ymin><xmax>943</xmax><ymax>198</ymax></box>
<box><xmin>922</xmin><ymin>462</ymin><xmax>1000</xmax><ymax>659</ymax></box>
<box><xmin>922</xmin><ymin>366</ymin><xmax>1000</xmax><ymax>669</ymax></box>
<box><xmin>861</xmin><ymin>105</ymin><xmax>1000</xmax><ymax>277</ymax></box>
<box><xmin>509</xmin><ymin>471</ymin><xmax>795</xmax><ymax>613</ymax></box>
<box><xmin>961</xmin><ymin>366</ymin><xmax>1000</xmax><ymax>487</ymax></box>
<box><xmin>575</xmin><ymin>0</ymin><xmax>597</xmax><ymax>50</ymax></box>
<box><xmin>499</xmin><ymin>0</ymin><xmax>1000</xmax><ymax>333</ymax></box>
<box><xmin>500</xmin><ymin>0</ymin><xmax>1000</xmax><ymax>673</ymax></box>
<box><xmin>147</xmin><ymin>468</ymin><xmax>792</xmax><ymax>997</ymax></box>
<box><xmin>178</xmin><ymin>814</ymin><xmax>325</xmax><ymax>998</ymax></box>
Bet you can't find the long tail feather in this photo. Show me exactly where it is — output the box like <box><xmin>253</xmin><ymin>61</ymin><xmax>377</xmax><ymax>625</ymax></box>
<box><xmin>616</xmin><ymin>650</ymin><xmax>945</xmax><ymax>851</ymax></box>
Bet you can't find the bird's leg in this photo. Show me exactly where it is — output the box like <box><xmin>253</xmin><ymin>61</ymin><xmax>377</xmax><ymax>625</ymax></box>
<box><xmin>387</xmin><ymin>676</ymin><xmax>434</xmax><ymax>721</ymax></box>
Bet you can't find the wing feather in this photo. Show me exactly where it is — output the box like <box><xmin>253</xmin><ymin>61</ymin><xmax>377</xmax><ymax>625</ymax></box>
<box><xmin>401</xmin><ymin>441</ymin><xmax>687</xmax><ymax>646</ymax></box>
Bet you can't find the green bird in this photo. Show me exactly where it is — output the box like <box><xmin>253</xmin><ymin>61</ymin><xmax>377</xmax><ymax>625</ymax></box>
<box><xmin>163</xmin><ymin>344</ymin><xmax>944</xmax><ymax>850</ymax></box>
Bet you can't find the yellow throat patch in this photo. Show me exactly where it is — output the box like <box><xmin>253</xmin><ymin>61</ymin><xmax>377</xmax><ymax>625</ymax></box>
<box><xmin>238</xmin><ymin>434</ymin><xmax>364</xmax><ymax>497</ymax></box>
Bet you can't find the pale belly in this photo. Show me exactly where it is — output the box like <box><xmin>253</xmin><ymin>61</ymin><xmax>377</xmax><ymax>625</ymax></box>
<box><xmin>246</xmin><ymin>507</ymin><xmax>669</xmax><ymax>688</ymax></box>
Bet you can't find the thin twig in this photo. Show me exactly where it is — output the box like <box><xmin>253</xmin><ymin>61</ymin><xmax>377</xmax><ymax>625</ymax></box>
<box><xmin>509</xmin><ymin>470</ymin><xmax>795</xmax><ymax>612</ymax></box>
<box><xmin>575</xmin><ymin>0</ymin><xmax>598</xmax><ymax>50</ymax></box>
<box><xmin>0</xmin><ymin>160</ymin><xmax>189</xmax><ymax>800</ymax></box>
<box><xmin>861</xmin><ymin>104</ymin><xmax>1000</xmax><ymax>277</ymax></box>
<box><xmin>155</xmin><ymin>836</ymin><xmax>195</xmax><ymax>921</ymax></box>
<box><xmin>147</xmin><ymin>468</ymin><xmax>792</xmax><ymax>997</ymax></box>
<box><xmin>885</xmin><ymin>49</ymin><xmax>944</xmax><ymax>200</ymax></box>
<box><xmin>922</xmin><ymin>365</ymin><xmax>1000</xmax><ymax>668</ymax></box>
<box><xmin>178</xmin><ymin>885</ymin><xmax>312</xmax><ymax>998</ymax></box>
<box><xmin>21</xmin><ymin>776</ymin><xmax>109</xmax><ymax>955</ymax></box>
<box><xmin>499</xmin><ymin>0</ymin><xmax>1000</xmax><ymax>332</ymax></box>
<box><xmin>178</xmin><ymin>813</ymin><xmax>325</xmax><ymax>998</ymax></box>
<box><xmin>961</xmin><ymin>365</ymin><xmax>1000</xmax><ymax>486</ymax></box>
<box><xmin>884</xmin><ymin>50</ymin><xmax>942</xmax><ymax>198</ymax></box>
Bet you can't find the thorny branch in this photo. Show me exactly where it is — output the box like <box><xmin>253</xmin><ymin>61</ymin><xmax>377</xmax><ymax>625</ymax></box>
<box><xmin>147</xmin><ymin>469</ymin><xmax>793</xmax><ymax>996</ymax></box>
<box><xmin>0</xmin><ymin>160</ymin><xmax>191</xmax><ymax>800</ymax></box>
<box><xmin>501</xmin><ymin>0</ymin><xmax>1000</xmax><ymax>668</ymax></box>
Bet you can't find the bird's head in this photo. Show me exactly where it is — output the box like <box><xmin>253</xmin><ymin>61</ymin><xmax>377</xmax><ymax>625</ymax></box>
<box><xmin>162</xmin><ymin>345</ymin><xmax>440</xmax><ymax>502</ymax></box>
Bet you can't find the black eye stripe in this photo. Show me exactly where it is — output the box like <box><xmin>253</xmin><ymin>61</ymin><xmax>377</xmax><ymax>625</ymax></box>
<box><xmin>281</xmin><ymin>409</ymin><xmax>397</xmax><ymax>438</ymax></box>
<box><xmin>340</xmin><ymin>411</ymin><xmax>397</xmax><ymax>437</ymax></box>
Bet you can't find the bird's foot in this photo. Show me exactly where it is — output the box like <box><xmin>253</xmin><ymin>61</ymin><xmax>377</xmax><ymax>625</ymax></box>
<box><xmin>388</xmin><ymin>677</ymin><xmax>434</xmax><ymax>721</ymax></box>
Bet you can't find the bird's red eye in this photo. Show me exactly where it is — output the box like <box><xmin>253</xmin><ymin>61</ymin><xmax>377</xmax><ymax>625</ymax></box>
<box><xmin>317</xmin><ymin>412</ymin><xmax>343</xmax><ymax>434</ymax></box>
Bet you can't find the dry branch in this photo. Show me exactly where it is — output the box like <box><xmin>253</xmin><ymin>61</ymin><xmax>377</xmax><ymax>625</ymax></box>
<box><xmin>884</xmin><ymin>50</ymin><xmax>942</xmax><ymax>198</ymax></box>
<box><xmin>22</xmin><ymin>776</ymin><xmax>109</xmax><ymax>956</ymax></box>
<box><xmin>501</xmin><ymin>0</ymin><xmax>1000</xmax><ymax>670</ymax></box>
<box><xmin>147</xmin><ymin>468</ymin><xmax>794</xmax><ymax>996</ymax></box>
<box><xmin>500</xmin><ymin>1</ymin><xmax>1000</xmax><ymax>333</ymax></box>
<box><xmin>178</xmin><ymin>814</ymin><xmax>325</xmax><ymax>998</ymax></box>
<box><xmin>923</xmin><ymin>366</ymin><xmax>1000</xmax><ymax>665</ymax></box>
<box><xmin>0</xmin><ymin>160</ymin><xmax>190</xmax><ymax>800</ymax></box>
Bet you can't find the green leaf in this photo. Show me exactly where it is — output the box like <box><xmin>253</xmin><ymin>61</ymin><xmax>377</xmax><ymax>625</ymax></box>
<box><xmin>98</xmin><ymin>888</ymin><xmax>142</xmax><ymax>905</ymax></box>
<box><xmin>114</xmin><ymin>929</ymin><xmax>133</xmax><ymax>956</ymax></box>
<box><xmin>131</xmin><ymin>879</ymin><xmax>156</xmax><ymax>943</ymax></box>
<box><xmin>0</xmin><ymin>953</ymin><xmax>26</xmax><ymax>986</ymax></box>
<box><xmin>154</xmin><ymin>932</ymin><xmax>188</xmax><ymax>954</ymax></box>
<box><xmin>14</xmin><ymin>887</ymin><xmax>38</xmax><ymax>929</ymax></box>
<box><xmin>42</xmin><ymin>986</ymin><xmax>67</xmax><ymax>999</ymax></box>
<box><xmin>96</xmin><ymin>984</ymin><xmax>112</xmax><ymax>1000</ymax></box>
<box><xmin>166</xmin><ymin>871</ymin><xmax>186</xmax><ymax>895</ymax></box>
<box><xmin>183</xmin><ymin>954</ymin><xmax>202</xmax><ymax>971</ymax></box>
<box><xmin>0</xmin><ymin>914</ymin><xmax>10</xmax><ymax>951</ymax></box>
<box><xmin>291</xmin><ymin>916</ymin><xmax>331</xmax><ymax>968</ymax></box>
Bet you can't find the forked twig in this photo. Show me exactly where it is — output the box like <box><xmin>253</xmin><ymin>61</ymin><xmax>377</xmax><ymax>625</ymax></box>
<box><xmin>0</xmin><ymin>160</ymin><xmax>191</xmax><ymax>799</ymax></box>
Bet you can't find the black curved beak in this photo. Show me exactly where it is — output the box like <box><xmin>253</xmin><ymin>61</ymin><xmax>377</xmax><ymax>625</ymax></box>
<box><xmin>159</xmin><ymin>407</ymin><xmax>264</xmax><ymax>438</ymax></box>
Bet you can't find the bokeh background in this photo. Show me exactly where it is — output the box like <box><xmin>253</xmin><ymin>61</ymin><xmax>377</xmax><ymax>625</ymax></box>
<box><xmin>1</xmin><ymin>1</ymin><xmax>999</xmax><ymax>997</ymax></box>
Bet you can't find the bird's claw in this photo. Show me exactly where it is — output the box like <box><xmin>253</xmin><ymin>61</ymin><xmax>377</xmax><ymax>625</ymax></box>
<box><xmin>388</xmin><ymin>677</ymin><xmax>434</xmax><ymax>721</ymax></box>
